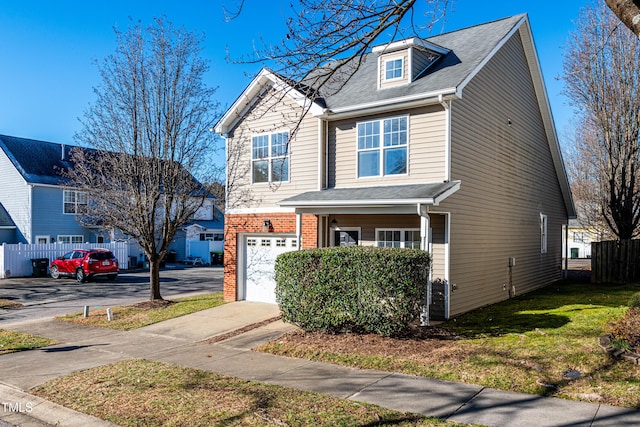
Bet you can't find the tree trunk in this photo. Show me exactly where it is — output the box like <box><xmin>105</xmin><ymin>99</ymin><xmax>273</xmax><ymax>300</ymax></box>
<box><xmin>605</xmin><ymin>0</ymin><xmax>640</xmax><ymax>36</ymax></box>
<box><xmin>149</xmin><ymin>259</ymin><xmax>163</xmax><ymax>300</ymax></box>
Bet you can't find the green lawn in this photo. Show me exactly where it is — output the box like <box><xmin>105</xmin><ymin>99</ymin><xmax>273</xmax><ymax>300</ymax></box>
<box><xmin>56</xmin><ymin>293</ymin><xmax>225</xmax><ymax>330</ymax></box>
<box><xmin>259</xmin><ymin>281</ymin><xmax>640</xmax><ymax>408</ymax></box>
<box><xmin>0</xmin><ymin>329</ymin><xmax>55</xmax><ymax>354</ymax></box>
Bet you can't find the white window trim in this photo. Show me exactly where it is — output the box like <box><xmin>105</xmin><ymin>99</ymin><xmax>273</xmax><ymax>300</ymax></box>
<box><xmin>384</xmin><ymin>57</ymin><xmax>404</xmax><ymax>82</ymax></box>
<box><xmin>57</xmin><ymin>235</ymin><xmax>84</xmax><ymax>244</ymax></box>
<box><xmin>540</xmin><ymin>213</ymin><xmax>548</xmax><ymax>254</ymax></box>
<box><xmin>63</xmin><ymin>189</ymin><xmax>87</xmax><ymax>215</ymax></box>
<box><xmin>35</xmin><ymin>235</ymin><xmax>50</xmax><ymax>244</ymax></box>
<box><xmin>375</xmin><ymin>228</ymin><xmax>421</xmax><ymax>249</ymax></box>
<box><xmin>356</xmin><ymin>115</ymin><xmax>409</xmax><ymax>179</ymax></box>
<box><xmin>251</xmin><ymin>130</ymin><xmax>290</xmax><ymax>185</ymax></box>
<box><xmin>330</xmin><ymin>226</ymin><xmax>361</xmax><ymax>246</ymax></box>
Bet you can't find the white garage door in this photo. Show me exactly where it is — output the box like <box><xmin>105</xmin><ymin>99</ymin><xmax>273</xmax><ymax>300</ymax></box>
<box><xmin>243</xmin><ymin>235</ymin><xmax>298</xmax><ymax>304</ymax></box>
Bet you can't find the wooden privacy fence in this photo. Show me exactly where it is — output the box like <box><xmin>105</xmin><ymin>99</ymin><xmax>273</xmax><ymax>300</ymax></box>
<box><xmin>591</xmin><ymin>239</ymin><xmax>640</xmax><ymax>284</ymax></box>
<box><xmin>0</xmin><ymin>242</ymin><xmax>129</xmax><ymax>279</ymax></box>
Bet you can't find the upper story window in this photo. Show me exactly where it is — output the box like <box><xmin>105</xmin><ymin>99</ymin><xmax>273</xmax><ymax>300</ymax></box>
<box><xmin>63</xmin><ymin>190</ymin><xmax>87</xmax><ymax>214</ymax></box>
<box><xmin>357</xmin><ymin>116</ymin><xmax>408</xmax><ymax>178</ymax></box>
<box><xmin>385</xmin><ymin>58</ymin><xmax>403</xmax><ymax>80</ymax></box>
<box><xmin>252</xmin><ymin>131</ymin><xmax>289</xmax><ymax>184</ymax></box>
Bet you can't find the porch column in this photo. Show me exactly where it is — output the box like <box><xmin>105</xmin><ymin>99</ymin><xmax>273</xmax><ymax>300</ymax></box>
<box><xmin>296</xmin><ymin>212</ymin><xmax>302</xmax><ymax>250</ymax></box>
<box><xmin>418</xmin><ymin>204</ymin><xmax>431</xmax><ymax>326</ymax></box>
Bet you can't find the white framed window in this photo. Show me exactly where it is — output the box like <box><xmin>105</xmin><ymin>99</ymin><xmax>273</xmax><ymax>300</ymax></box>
<box><xmin>247</xmin><ymin>238</ymin><xmax>257</xmax><ymax>247</ymax></box>
<box><xmin>252</xmin><ymin>131</ymin><xmax>289</xmax><ymax>184</ymax></box>
<box><xmin>260</xmin><ymin>238</ymin><xmax>272</xmax><ymax>247</ymax></box>
<box><xmin>200</xmin><ymin>232</ymin><xmax>224</xmax><ymax>241</ymax></box>
<box><xmin>63</xmin><ymin>190</ymin><xmax>87</xmax><ymax>214</ymax></box>
<box><xmin>385</xmin><ymin>58</ymin><xmax>403</xmax><ymax>80</ymax></box>
<box><xmin>58</xmin><ymin>235</ymin><xmax>84</xmax><ymax>244</ymax></box>
<box><xmin>376</xmin><ymin>228</ymin><xmax>420</xmax><ymax>249</ymax></box>
<box><xmin>540</xmin><ymin>214</ymin><xmax>548</xmax><ymax>254</ymax></box>
<box><xmin>573</xmin><ymin>232</ymin><xmax>584</xmax><ymax>243</ymax></box>
<box><xmin>357</xmin><ymin>116</ymin><xmax>408</xmax><ymax>178</ymax></box>
<box><xmin>35</xmin><ymin>235</ymin><xmax>50</xmax><ymax>244</ymax></box>
<box><xmin>275</xmin><ymin>238</ymin><xmax>286</xmax><ymax>247</ymax></box>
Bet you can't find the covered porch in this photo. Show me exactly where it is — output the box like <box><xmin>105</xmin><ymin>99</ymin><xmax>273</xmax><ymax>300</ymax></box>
<box><xmin>279</xmin><ymin>181</ymin><xmax>460</xmax><ymax>320</ymax></box>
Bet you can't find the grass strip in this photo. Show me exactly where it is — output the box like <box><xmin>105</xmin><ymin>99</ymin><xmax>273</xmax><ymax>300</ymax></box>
<box><xmin>32</xmin><ymin>359</ymin><xmax>473</xmax><ymax>427</ymax></box>
<box><xmin>56</xmin><ymin>293</ymin><xmax>224</xmax><ymax>330</ymax></box>
<box><xmin>258</xmin><ymin>282</ymin><xmax>640</xmax><ymax>408</ymax></box>
<box><xmin>0</xmin><ymin>299</ymin><xmax>22</xmax><ymax>309</ymax></box>
<box><xmin>0</xmin><ymin>330</ymin><xmax>56</xmax><ymax>354</ymax></box>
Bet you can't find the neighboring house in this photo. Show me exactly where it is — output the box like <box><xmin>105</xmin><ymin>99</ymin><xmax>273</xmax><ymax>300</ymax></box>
<box><xmin>215</xmin><ymin>14</ymin><xmax>576</xmax><ymax>319</ymax></box>
<box><xmin>563</xmin><ymin>219</ymin><xmax>601</xmax><ymax>259</ymax></box>
<box><xmin>0</xmin><ymin>135</ymin><xmax>222</xmax><ymax>262</ymax></box>
<box><xmin>179</xmin><ymin>202</ymin><xmax>225</xmax><ymax>263</ymax></box>
<box><xmin>0</xmin><ymin>135</ymin><xmax>106</xmax><ymax>244</ymax></box>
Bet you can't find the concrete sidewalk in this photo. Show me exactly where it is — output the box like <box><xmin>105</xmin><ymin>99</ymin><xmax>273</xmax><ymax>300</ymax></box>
<box><xmin>1</xmin><ymin>301</ymin><xmax>640</xmax><ymax>426</ymax></box>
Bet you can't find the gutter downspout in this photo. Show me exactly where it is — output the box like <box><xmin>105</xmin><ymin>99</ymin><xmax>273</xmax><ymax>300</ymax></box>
<box><xmin>564</xmin><ymin>223</ymin><xmax>569</xmax><ymax>279</ymax></box>
<box><xmin>418</xmin><ymin>203</ymin><xmax>431</xmax><ymax>326</ymax></box>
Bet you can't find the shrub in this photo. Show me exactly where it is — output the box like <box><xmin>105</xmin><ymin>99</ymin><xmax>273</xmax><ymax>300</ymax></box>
<box><xmin>608</xmin><ymin>307</ymin><xmax>640</xmax><ymax>350</ymax></box>
<box><xmin>274</xmin><ymin>246</ymin><xmax>430</xmax><ymax>336</ymax></box>
<box><xmin>627</xmin><ymin>292</ymin><xmax>640</xmax><ymax>309</ymax></box>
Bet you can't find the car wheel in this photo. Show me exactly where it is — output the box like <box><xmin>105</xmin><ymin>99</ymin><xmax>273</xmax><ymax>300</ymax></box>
<box><xmin>76</xmin><ymin>268</ymin><xmax>86</xmax><ymax>283</ymax></box>
<box><xmin>107</xmin><ymin>274</ymin><xmax>118</xmax><ymax>280</ymax></box>
<box><xmin>50</xmin><ymin>265</ymin><xmax>60</xmax><ymax>279</ymax></box>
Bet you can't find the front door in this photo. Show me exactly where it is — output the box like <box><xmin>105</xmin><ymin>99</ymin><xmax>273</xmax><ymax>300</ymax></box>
<box><xmin>334</xmin><ymin>230</ymin><xmax>359</xmax><ymax>246</ymax></box>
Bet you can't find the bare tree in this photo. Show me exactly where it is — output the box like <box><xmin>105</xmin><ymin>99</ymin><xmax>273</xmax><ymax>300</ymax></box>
<box><xmin>226</xmin><ymin>0</ymin><xmax>451</xmax><ymax>108</ymax></box>
<box><xmin>605</xmin><ymin>0</ymin><xmax>640</xmax><ymax>36</ymax></box>
<box><xmin>72</xmin><ymin>17</ymin><xmax>220</xmax><ymax>301</ymax></box>
<box><xmin>563</xmin><ymin>116</ymin><xmax>615</xmax><ymax>240</ymax></box>
<box><xmin>563</xmin><ymin>3</ymin><xmax>640</xmax><ymax>240</ymax></box>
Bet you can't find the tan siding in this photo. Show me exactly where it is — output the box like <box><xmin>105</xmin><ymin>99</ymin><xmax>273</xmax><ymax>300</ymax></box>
<box><xmin>226</xmin><ymin>94</ymin><xmax>319</xmax><ymax>210</ymax></box>
<box><xmin>441</xmin><ymin>32</ymin><xmax>567</xmax><ymax>317</ymax></box>
<box><xmin>379</xmin><ymin>52</ymin><xmax>409</xmax><ymax>88</ymax></box>
<box><xmin>430</xmin><ymin>214</ymin><xmax>446</xmax><ymax>279</ymax></box>
<box><xmin>329</xmin><ymin>105</ymin><xmax>447</xmax><ymax>188</ymax></box>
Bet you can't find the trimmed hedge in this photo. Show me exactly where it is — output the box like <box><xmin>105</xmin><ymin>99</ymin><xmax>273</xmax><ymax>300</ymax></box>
<box><xmin>274</xmin><ymin>246</ymin><xmax>430</xmax><ymax>336</ymax></box>
<box><xmin>628</xmin><ymin>292</ymin><xmax>640</xmax><ymax>309</ymax></box>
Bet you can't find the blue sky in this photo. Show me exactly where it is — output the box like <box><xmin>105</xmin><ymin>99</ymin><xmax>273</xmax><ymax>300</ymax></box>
<box><xmin>0</xmin><ymin>0</ymin><xmax>588</xmax><ymax>160</ymax></box>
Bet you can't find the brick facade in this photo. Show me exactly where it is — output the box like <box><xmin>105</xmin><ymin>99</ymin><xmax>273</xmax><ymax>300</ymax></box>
<box><xmin>223</xmin><ymin>212</ymin><xmax>318</xmax><ymax>302</ymax></box>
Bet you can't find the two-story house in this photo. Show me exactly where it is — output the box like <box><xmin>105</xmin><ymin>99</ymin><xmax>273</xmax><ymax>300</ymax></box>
<box><xmin>0</xmin><ymin>135</ymin><xmax>223</xmax><ymax>264</ymax></box>
<box><xmin>0</xmin><ymin>135</ymin><xmax>104</xmax><ymax>245</ymax></box>
<box><xmin>215</xmin><ymin>14</ymin><xmax>576</xmax><ymax>319</ymax></box>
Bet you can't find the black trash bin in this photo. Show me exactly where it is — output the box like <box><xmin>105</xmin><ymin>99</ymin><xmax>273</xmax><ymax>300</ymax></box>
<box><xmin>31</xmin><ymin>258</ymin><xmax>49</xmax><ymax>277</ymax></box>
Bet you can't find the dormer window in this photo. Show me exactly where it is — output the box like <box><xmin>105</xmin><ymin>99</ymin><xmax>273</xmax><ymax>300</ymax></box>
<box><xmin>373</xmin><ymin>37</ymin><xmax>449</xmax><ymax>89</ymax></box>
<box><xmin>385</xmin><ymin>58</ymin><xmax>403</xmax><ymax>80</ymax></box>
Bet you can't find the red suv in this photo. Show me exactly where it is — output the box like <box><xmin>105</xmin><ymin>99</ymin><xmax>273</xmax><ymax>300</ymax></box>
<box><xmin>50</xmin><ymin>249</ymin><xmax>119</xmax><ymax>282</ymax></box>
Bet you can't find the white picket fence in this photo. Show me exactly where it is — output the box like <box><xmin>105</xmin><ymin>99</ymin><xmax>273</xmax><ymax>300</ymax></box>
<box><xmin>0</xmin><ymin>242</ymin><xmax>129</xmax><ymax>279</ymax></box>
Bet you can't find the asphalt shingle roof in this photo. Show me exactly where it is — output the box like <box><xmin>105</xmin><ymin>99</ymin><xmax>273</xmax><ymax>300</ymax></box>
<box><xmin>321</xmin><ymin>15</ymin><xmax>525</xmax><ymax>110</ymax></box>
<box><xmin>0</xmin><ymin>134</ymin><xmax>77</xmax><ymax>186</ymax></box>
<box><xmin>279</xmin><ymin>181</ymin><xmax>459</xmax><ymax>206</ymax></box>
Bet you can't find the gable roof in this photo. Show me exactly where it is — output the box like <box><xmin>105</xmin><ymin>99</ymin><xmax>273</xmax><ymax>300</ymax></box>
<box><xmin>214</xmin><ymin>14</ymin><xmax>575</xmax><ymax>219</ymax></box>
<box><xmin>0</xmin><ymin>134</ymin><xmax>76</xmax><ymax>186</ymax></box>
<box><xmin>323</xmin><ymin>15</ymin><xmax>525</xmax><ymax>113</ymax></box>
<box><xmin>216</xmin><ymin>14</ymin><xmax>525</xmax><ymax>132</ymax></box>
<box><xmin>0</xmin><ymin>135</ymin><xmax>214</xmax><ymax>198</ymax></box>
